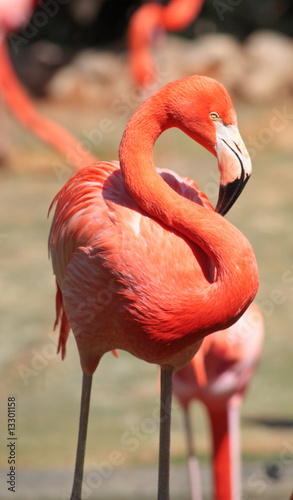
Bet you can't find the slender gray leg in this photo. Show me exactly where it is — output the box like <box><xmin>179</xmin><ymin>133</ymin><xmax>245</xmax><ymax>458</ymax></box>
<box><xmin>158</xmin><ymin>368</ymin><xmax>173</xmax><ymax>500</ymax></box>
<box><xmin>70</xmin><ymin>373</ymin><xmax>92</xmax><ymax>500</ymax></box>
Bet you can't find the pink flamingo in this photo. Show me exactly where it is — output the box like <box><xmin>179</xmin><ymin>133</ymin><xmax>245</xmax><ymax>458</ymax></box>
<box><xmin>0</xmin><ymin>0</ymin><xmax>38</xmax><ymax>32</ymax></box>
<box><xmin>128</xmin><ymin>0</ymin><xmax>204</xmax><ymax>87</ymax></box>
<box><xmin>0</xmin><ymin>0</ymin><xmax>96</xmax><ymax>168</ymax></box>
<box><xmin>173</xmin><ymin>302</ymin><xmax>264</xmax><ymax>500</ymax></box>
<box><xmin>48</xmin><ymin>75</ymin><xmax>258</xmax><ymax>500</ymax></box>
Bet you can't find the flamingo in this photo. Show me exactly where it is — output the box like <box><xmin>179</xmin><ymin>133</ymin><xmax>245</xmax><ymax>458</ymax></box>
<box><xmin>0</xmin><ymin>0</ymin><xmax>96</xmax><ymax>168</ymax></box>
<box><xmin>48</xmin><ymin>75</ymin><xmax>259</xmax><ymax>500</ymax></box>
<box><xmin>0</xmin><ymin>0</ymin><xmax>38</xmax><ymax>32</ymax></box>
<box><xmin>173</xmin><ymin>302</ymin><xmax>264</xmax><ymax>500</ymax></box>
<box><xmin>128</xmin><ymin>0</ymin><xmax>204</xmax><ymax>87</ymax></box>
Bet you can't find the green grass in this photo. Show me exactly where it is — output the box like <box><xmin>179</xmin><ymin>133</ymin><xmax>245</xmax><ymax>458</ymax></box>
<box><xmin>0</xmin><ymin>102</ymin><xmax>293</xmax><ymax>497</ymax></box>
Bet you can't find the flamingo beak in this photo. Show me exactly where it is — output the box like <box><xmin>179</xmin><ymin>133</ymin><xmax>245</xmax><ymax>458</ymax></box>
<box><xmin>214</xmin><ymin>124</ymin><xmax>252</xmax><ymax>216</ymax></box>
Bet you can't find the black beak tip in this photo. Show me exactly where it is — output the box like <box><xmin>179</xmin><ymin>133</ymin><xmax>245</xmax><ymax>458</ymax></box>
<box><xmin>215</xmin><ymin>184</ymin><xmax>232</xmax><ymax>216</ymax></box>
<box><xmin>215</xmin><ymin>176</ymin><xmax>249</xmax><ymax>216</ymax></box>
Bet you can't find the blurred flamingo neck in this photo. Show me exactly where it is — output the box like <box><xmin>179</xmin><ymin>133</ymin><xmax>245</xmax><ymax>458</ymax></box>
<box><xmin>119</xmin><ymin>84</ymin><xmax>258</xmax><ymax>337</ymax></box>
<box><xmin>0</xmin><ymin>37</ymin><xmax>96</xmax><ymax>169</ymax></box>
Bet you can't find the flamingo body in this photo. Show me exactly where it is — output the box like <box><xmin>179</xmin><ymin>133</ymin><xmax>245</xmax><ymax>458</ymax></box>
<box><xmin>174</xmin><ymin>303</ymin><xmax>264</xmax><ymax>407</ymax></box>
<box><xmin>50</xmin><ymin>163</ymin><xmax>216</xmax><ymax>374</ymax></box>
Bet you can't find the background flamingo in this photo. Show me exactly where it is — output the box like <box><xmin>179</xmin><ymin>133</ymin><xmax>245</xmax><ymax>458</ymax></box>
<box><xmin>0</xmin><ymin>0</ymin><xmax>38</xmax><ymax>32</ymax></box>
<box><xmin>48</xmin><ymin>75</ymin><xmax>258</xmax><ymax>500</ymax></box>
<box><xmin>128</xmin><ymin>0</ymin><xmax>204</xmax><ymax>87</ymax></box>
<box><xmin>173</xmin><ymin>302</ymin><xmax>264</xmax><ymax>500</ymax></box>
<box><xmin>0</xmin><ymin>0</ymin><xmax>96</xmax><ymax>168</ymax></box>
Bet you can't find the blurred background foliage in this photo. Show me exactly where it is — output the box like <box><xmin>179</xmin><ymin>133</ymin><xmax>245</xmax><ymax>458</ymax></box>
<box><xmin>13</xmin><ymin>0</ymin><xmax>293</xmax><ymax>50</ymax></box>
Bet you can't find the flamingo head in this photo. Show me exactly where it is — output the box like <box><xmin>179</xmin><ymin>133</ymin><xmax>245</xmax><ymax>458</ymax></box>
<box><xmin>172</xmin><ymin>75</ymin><xmax>252</xmax><ymax>216</ymax></box>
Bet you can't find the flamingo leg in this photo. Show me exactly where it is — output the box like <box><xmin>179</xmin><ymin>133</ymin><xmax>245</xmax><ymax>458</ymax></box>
<box><xmin>228</xmin><ymin>402</ymin><xmax>241</xmax><ymax>500</ymax></box>
<box><xmin>70</xmin><ymin>373</ymin><xmax>92</xmax><ymax>500</ymax></box>
<box><xmin>158</xmin><ymin>368</ymin><xmax>173</xmax><ymax>500</ymax></box>
<box><xmin>206</xmin><ymin>404</ymin><xmax>232</xmax><ymax>500</ymax></box>
<box><xmin>183</xmin><ymin>407</ymin><xmax>202</xmax><ymax>500</ymax></box>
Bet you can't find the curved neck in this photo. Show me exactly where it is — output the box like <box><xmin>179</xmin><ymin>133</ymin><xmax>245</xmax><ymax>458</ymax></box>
<box><xmin>119</xmin><ymin>89</ymin><xmax>258</xmax><ymax>337</ymax></box>
<box><xmin>0</xmin><ymin>37</ymin><xmax>96</xmax><ymax>169</ymax></box>
<box><xmin>128</xmin><ymin>4</ymin><xmax>163</xmax><ymax>87</ymax></box>
<box><xmin>128</xmin><ymin>0</ymin><xmax>203</xmax><ymax>87</ymax></box>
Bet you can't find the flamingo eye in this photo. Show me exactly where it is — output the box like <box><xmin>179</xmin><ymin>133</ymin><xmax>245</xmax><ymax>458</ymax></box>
<box><xmin>210</xmin><ymin>112</ymin><xmax>220</xmax><ymax>121</ymax></box>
